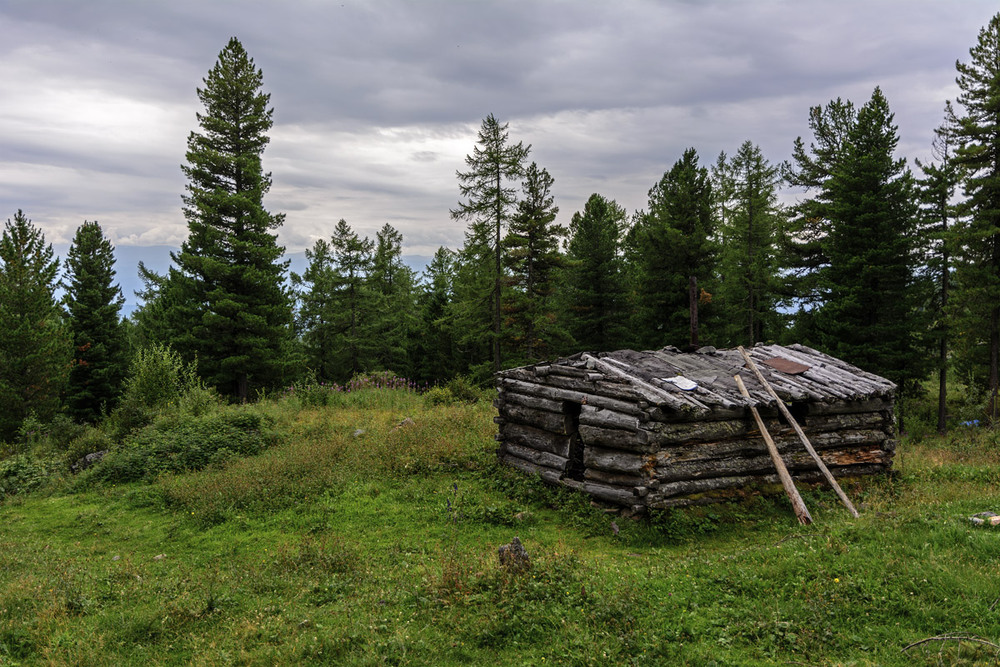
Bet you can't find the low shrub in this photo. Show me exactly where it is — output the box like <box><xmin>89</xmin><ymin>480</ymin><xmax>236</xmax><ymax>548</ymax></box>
<box><xmin>87</xmin><ymin>408</ymin><xmax>277</xmax><ymax>485</ymax></box>
<box><xmin>446</xmin><ymin>375</ymin><xmax>486</xmax><ymax>404</ymax></box>
<box><xmin>0</xmin><ymin>454</ymin><xmax>57</xmax><ymax>497</ymax></box>
<box><xmin>62</xmin><ymin>428</ymin><xmax>113</xmax><ymax>472</ymax></box>
<box><xmin>424</xmin><ymin>386</ymin><xmax>456</xmax><ymax>406</ymax></box>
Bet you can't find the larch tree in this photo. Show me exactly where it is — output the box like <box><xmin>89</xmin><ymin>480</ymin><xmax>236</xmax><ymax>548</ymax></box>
<box><xmin>712</xmin><ymin>141</ymin><xmax>785</xmax><ymax>347</ymax></box>
<box><xmin>168</xmin><ymin>37</ymin><xmax>293</xmax><ymax>401</ymax></box>
<box><xmin>783</xmin><ymin>97</ymin><xmax>858</xmax><ymax>336</ymax></box>
<box><xmin>451</xmin><ymin>114</ymin><xmax>530</xmax><ymax>374</ymax></box>
<box><xmin>502</xmin><ymin>162</ymin><xmax>568</xmax><ymax>364</ymax></box>
<box><xmin>0</xmin><ymin>211</ymin><xmax>69</xmax><ymax>439</ymax></box>
<box><xmin>952</xmin><ymin>12</ymin><xmax>1000</xmax><ymax>421</ymax></box>
<box><xmin>63</xmin><ymin>220</ymin><xmax>127</xmax><ymax>423</ymax></box>
<box><xmin>916</xmin><ymin>102</ymin><xmax>963</xmax><ymax>433</ymax></box>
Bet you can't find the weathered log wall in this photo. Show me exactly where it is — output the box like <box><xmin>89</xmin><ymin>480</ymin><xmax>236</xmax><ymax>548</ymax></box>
<box><xmin>496</xmin><ymin>346</ymin><xmax>896</xmax><ymax>512</ymax></box>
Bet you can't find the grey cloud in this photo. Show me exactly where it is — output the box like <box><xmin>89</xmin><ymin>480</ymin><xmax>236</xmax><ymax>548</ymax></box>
<box><xmin>2</xmin><ymin>0</ymin><xmax>998</xmax><ymax>257</ymax></box>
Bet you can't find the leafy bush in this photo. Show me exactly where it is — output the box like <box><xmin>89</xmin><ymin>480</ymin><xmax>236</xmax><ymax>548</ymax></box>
<box><xmin>445</xmin><ymin>375</ymin><xmax>488</xmax><ymax>404</ymax></box>
<box><xmin>107</xmin><ymin>344</ymin><xmax>216</xmax><ymax>438</ymax></box>
<box><xmin>62</xmin><ymin>428</ymin><xmax>113</xmax><ymax>471</ymax></box>
<box><xmin>0</xmin><ymin>455</ymin><xmax>56</xmax><ymax>496</ymax></box>
<box><xmin>424</xmin><ymin>386</ymin><xmax>456</xmax><ymax>406</ymax></box>
<box><xmin>47</xmin><ymin>413</ymin><xmax>88</xmax><ymax>450</ymax></box>
<box><xmin>88</xmin><ymin>408</ymin><xmax>277</xmax><ymax>485</ymax></box>
<box><xmin>121</xmin><ymin>344</ymin><xmax>196</xmax><ymax>410</ymax></box>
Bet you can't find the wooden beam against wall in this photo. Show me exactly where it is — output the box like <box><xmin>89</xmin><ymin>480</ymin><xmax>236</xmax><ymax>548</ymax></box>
<box><xmin>734</xmin><ymin>373</ymin><xmax>813</xmax><ymax>526</ymax></box>
<box><xmin>738</xmin><ymin>346</ymin><xmax>860</xmax><ymax>518</ymax></box>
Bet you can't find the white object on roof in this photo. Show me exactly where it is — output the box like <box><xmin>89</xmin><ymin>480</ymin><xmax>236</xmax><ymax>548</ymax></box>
<box><xmin>662</xmin><ymin>376</ymin><xmax>698</xmax><ymax>391</ymax></box>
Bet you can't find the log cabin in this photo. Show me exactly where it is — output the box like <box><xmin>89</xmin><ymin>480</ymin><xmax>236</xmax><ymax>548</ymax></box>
<box><xmin>494</xmin><ymin>343</ymin><xmax>896</xmax><ymax>514</ymax></box>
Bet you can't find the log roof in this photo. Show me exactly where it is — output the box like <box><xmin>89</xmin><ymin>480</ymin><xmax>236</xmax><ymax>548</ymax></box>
<box><xmin>501</xmin><ymin>343</ymin><xmax>896</xmax><ymax>419</ymax></box>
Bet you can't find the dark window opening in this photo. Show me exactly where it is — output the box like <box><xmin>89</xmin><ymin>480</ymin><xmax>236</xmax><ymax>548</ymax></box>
<box><xmin>788</xmin><ymin>401</ymin><xmax>810</xmax><ymax>425</ymax></box>
<box><xmin>564</xmin><ymin>401</ymin><xmax>584</xmax><ymax>481</ymax></box>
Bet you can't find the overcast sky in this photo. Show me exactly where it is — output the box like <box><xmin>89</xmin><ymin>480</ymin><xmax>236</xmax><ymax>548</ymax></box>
<box><xmin>2</xmin><ymin>0</ymin><xmax>997</xmax><ymax>260</ymax></box>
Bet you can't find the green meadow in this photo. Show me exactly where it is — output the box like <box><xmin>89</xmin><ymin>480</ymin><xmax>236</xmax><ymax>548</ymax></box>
<box><xmin>2</xmin><ymin>386</ymin><xmax>1000</xmax><ymax>666</ymax></box>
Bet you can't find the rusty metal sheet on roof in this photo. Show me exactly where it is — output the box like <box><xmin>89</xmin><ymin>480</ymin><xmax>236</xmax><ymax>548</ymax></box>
<box><xmin>761</xmin><ymin>357</ymin><xmax>810</xmax><ymax>375</ymax></box>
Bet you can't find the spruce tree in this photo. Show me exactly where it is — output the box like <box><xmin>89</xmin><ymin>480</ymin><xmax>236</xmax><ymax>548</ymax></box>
<box><xmin>451</xmin><ymin>114</ymin><xmax>530</xmax><ymax>373</ymax></box>
<box><xmin>291</xmin><ymin>238</ymin><xmax>339</xmax><ymax>381</ymax></box>
<box><xmin>415</xmin><ymin>247</ymin><xmax>458</xmax><ymax>383</ymax></box>
<box><xmin>0</xmin><ymin>211</ymin><xmax>69</xmax><ymax>439</ymax></box>
<box><xmin>369</xmin><ymin>223</ymin><xmax>418</xmax><ymax>376</ymax></box>
<box><xmin>632</xmin><ymin>148</ymin><xmax>716</xmax><ymax>349</ymax></box>
<box><xmin>810</xmin><ymin>88</ymin><xmax>925</xmax><ymax>390</ymax></box>
<box><xmin>168</xmin><ymin>37</ymin><xmax>292</xmax><ymax>401</ymax></box>
<box><xmin>952</xmin><ymin>12</ymin><xmax>1000</xmax><ymax>420</ymax></box>
<box><xmin>562</xmin><ymin>194</ymin><xmax>630</xmax><ymax>353</ymax></box>
<box><xmin>329</xmin><ymin>219</ymin><xmax>374</xmax><ymax>380</ymax></box>
<box><xmin>63</xmin><ymin>220</ymin><xmax>127</xmax><ymax>422</ymax></box>
<box><xmin>712</xmin><ymin>142</ymin><xmax>785</xmax><ymax>346</ymax></box>
<box><xmin>502</xmin><ymin>162</ymin><xmax>568</xmax><ymax>364</ymax></box>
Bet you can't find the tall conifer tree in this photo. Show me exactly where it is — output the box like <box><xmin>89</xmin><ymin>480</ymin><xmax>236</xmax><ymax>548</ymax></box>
<box><xmin>952</xmin><ymin>13</ymin><xmax>1000</xmax><ymax>420</ymax></box>
<box><xmin>502</xmin><ymin>162</ymin><xmax>567</xmax><ymax>364</ymax></box>
<box><xmin>168</xmin><ymin>37</ymin><xmax>292</xmax><ymax>401</ymax></box>
<box><xmin>291</xmin><ymin>238</ymin><xmax>339</xmax><ymax>381</ymax></box>
<box><xmin>632</xmin><ymin>149</ymin><xmax>716</xmax><ymax>349</ymax></box>
<box><xmin>809</xmin><ymin>88</ymin><xmax>925</xmax><ymax>391</ymax></box>
<box><xmin>329</xmin><ymin>219</ymin><xmax>374</xmax><ymax>380</ymax></box>
<box><xmin>917</xmin><ymin>103</ymin><xmax>963</xmax><ymax>432</ymax></box>
<box><xmin>0</xmin><ymin>211</ymin><xmax>69</xmax><ymax>439</ymax></box>
<box><xmin>416</xmin><ymin>247</ymin><xmax>458</xmax><ymax>383</ymax></box>
<box><xmin>783</xmin><ymin>97</ymin><xmax>857</xmax><ymax>333</ymax></box>
<box><xmin>63</xmin><ymin>221</ymin><xmax>127</xmax><ymax>422</ymax></box>
<box><xmin>713</xmin><ymin>142</ymin><xmax>785</xmax><ymax>346</ymax></box>
<box><xmin>563</xmin><ymin>194</ymin><xmax>629</xmax><ymax>352</ymax></box>
<box><xmin>369</xmin><ymin>223</ymin><xmax>417</xmax><ymax>376</ymax></box>
<box><xmin>451</xmin><ymin>114</ymin><xmax>530</xmax><ymax>374</ymax></box>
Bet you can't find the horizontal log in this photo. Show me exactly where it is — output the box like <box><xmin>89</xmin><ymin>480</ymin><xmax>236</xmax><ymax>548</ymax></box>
<box><xmin>582</xmin><ymin>480</ymin><xmax>640</xmax><ymax>506</ymax></box>
<box><xmin>803</xmin><ymin>399</ymin><xmax>893</xmax><ymax>416</ymax></box>
<box><xmin>503</xmin><ymin>441</ymin><xmax>569</xmax><ymax>471</ymax></box>
<box><xmin>499</xmin><ymin>422</ymin><xmax>571</xmax><ymax>457</ymax></box>
<box><xmin>584</xmin><ymin>445</ymin><xmax>650</xmax><ymax>474</ymax></box>
<box><xmin>654</xmin><ymin>428</ymin><xmax>891</xmax><ymax>465</ymax></box>
<box><xmin>496</xmin><ymin>391</ymin><xmax>566</xmax><ymax>414</ymax></box>
<box><xmin>499</xmin><ymin>378</ymin><xmax>645</xmax><ymax>416</ymax></box>
<box><xmin>653</xmin><ymin>447</ymin><xmax>891</xmax><ymax>483</ymax></box>
<box><xmin>645</xmin><ymin>405</ymin><xmax>751</xmax><ymax>423</ymax></box>
<box><xmin>500</xmin><ymin>402</ymin><xmax>572</xmax><ymax>434</ymax></box>
<box><xmin>579</xmin><ymin>404</ymin><xmax>643</xmax><ymax>431</ymax></box>
<box><xmin>544</xmin><ymin>364</ymin><xmax>591</xmax><ymax>379</ymax></box>
<box><xmin>646</xmin><ymin>463</ymin><xmax>886</xmax><ymax>505</ymax></box>
<box><xmin>583</xmin><ymin>468</ymin><xmax>647</xmax><ymax>487</ymax></box>
<box><xmin>501</xmin><ymin>454</ymin><xmax>563</xmax><ymax>485</ymax></box>
<box><xmin>579</xmin><ymin>424</ymin><xmax>653</xmax><ymax>453</ymax></box>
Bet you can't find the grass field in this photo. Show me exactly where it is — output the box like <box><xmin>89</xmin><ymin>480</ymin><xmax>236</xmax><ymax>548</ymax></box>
<box><xmin>2</xmin><ymin>387</ymin><xmax>1000</xmax><ymax>665</ymax></box>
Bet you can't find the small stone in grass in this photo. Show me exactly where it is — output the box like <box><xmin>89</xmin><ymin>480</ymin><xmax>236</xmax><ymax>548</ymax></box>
<box><xmin>498</xmin><ymin>536</ymin><xmax>530</xmax><ymax>573</ymax></box>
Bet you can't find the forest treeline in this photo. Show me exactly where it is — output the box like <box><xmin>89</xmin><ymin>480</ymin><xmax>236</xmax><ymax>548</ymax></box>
<box><xmin>5</xmin><ymin>14</ymin><xmax>1000</xmax><ymax>442</ymax></box>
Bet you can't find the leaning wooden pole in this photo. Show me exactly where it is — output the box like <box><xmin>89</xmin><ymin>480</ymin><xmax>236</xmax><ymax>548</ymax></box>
<box><xmin>734</xmin><ymin>374</ymin><xmax>812</xmax><ymax>525</ymax></box>
<box><xmin>738</xmin><ymin>346</ymin><xmax>860</xmax><ymax>518</ymax></box>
